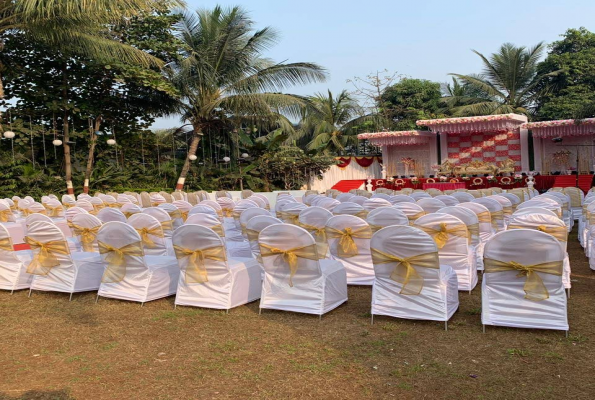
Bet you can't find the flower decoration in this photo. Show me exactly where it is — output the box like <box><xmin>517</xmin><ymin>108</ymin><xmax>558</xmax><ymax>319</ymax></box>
<box><xmin>439</xmin><ymin>176</ymin><xmax>447</xmax><ymax>182</ymax></box>
<box><xmin>514</xmin><ymin>174</ymin><xmax>523</xmax><ymax>182</ymax></box>
<box><xmin>410</xmin><ymin>176</ymin><xmax>419</xmax><ymax>183</ymax></box>
<box><xmin>401</xmin><ymin>157</ymin><xmax>416</xmax><ymax>167</ymax></box>
<box><xmin>552</xmin><ymin>150</ymin><xmax>571</xmax><ymax>168</ymax></box>
<box><xmin>431</xmin><ymin>164</ymin><xmax>440</xmax><ymax>171</ymax></box>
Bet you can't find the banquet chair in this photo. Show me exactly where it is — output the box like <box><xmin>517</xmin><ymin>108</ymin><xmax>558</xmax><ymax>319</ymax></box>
<box><xmin>258</xmin><ymin>224</ymin><xmax>347</xmax><ymax>317</ymax></box>
<box><xmin>195</xmin><ymin>190</ymin><xmax>210</xmax><ymax>202</ymax></box>
<box><xmin>325</xmin><ymin>215</ymin><xmax>374</xmax><ymax>285</ymax></box>
<box><xmin>451</xmin><ymin>192</ymin><xmax>475</xmax><ymax>203</ymax></box>
<box><xmin>157</xmin><ymin>203</ymin><xmax>184</xmax><ymax>229</ymax></box>
<box><xmin>45</xmin><ymin>199</ymin><xmax>65</xmax><ymax>219</ymax></box>
<box><xmin>150</xmin><ymin>193</ymin><xmax>167</xmax><ymax>207</ymax></box>
<box><xmin>417</xmin><ymin>198</ymin><xmax>447</xmax><ymax>214</ymax></box>
<box><xmin>121</xmin><ymin>203</ymin><xmax>142</xmax><ymax>219</ymax></box>
<box><xmin>88</xmin><ymin>197</ymin><xmax>105</xmax><ymax>215</ymax></box>
<box><xmin>101</xmin><ymin>195</ymin><xmax>120</xmax><ymax>209</ymax></box>
<box><xmin>172</xmin><ymin>200</ymin><xmax>193</xmax><ymax>222</ymax></box>
<box><xmin>278</xmin><ymin>203</ymin><xmax>307</xmax><ymax>225</ymax></box>
<box><xmin>499</xmin><ymin>192</ymin><xmax>521</xmax><ymax>211</ymax></box>
<box><xmin>473</xmin><ymin>198</ymin><xmax>505</xmax><ymax>232</ymax></box>
<box><xmin>410</xmin><ymin>192</ymin><xmax>432</xmax><ymax>201</ymax></box>
<box><xmin>482</xmin><ymin>230</ymin><xmax>567</xmax><ymax>333</ymax></box>
<box><xmin>140</xmin><ymin>192</ymin><xmax>152</xmax><ymax>208</ymax></box>
<box><xmin>75</xmin><ymin>199</ymin><xmax>95</xmax><ymax>214</ymax></box>
<box><xmin>246</xmin><ymin>195</ymin><xmax>267</xmax><ymax>209</ymax></box>
<box><xmin>414</xmin><ymin>213</ymin><xmax>477</xmax><ymax>292</ymax></box>
<box><xmin>389</xmin><ymin>194</ymin><xmax>415</xmax><ymax>204</ymax></box>
<box><xmin>238</xmin><ymin>208</ymin><xmax>270</xmax><ymax>237</ymax></box>
<box><xmin>509</xmin><ymin>188</ymin><xmax>527</xmax><ymax>202</ymax></box>
<box><xmin>487</xmin><ymin>195</ymin><xmax>513</xmax><ymax>223</ymax></box>
<box><xmin>0</xmin><ymin>224</ymin><xmax>33</xmax><ymax>293</ymax></box>
<box><xmin>189</xmin><ymin>205</ymin><xmax>220</xmax><ymax>220</ymax></box>
<box><xmin>65</xmin><ymin>207</ymin><xmax>89</xmax><ymax>226</ymax></box>
<box><xmin>457</xmin><ymin>202</ymin><xmax>494</xmax><ymax>243</ymax></box>
<box><xmin>507</xmin><ymin>212</ymin><xmax>571</xmax><ymax>295</ymax></box>
<box><xmin>298</xmin><ymin>207</ymin><xmax>333</xmax><ymax>259</ymax></box>
<box><xmin>200</xmin><ymin>200</ymin><xmax>224</xmax><ymax>218</ymax></box>
<box><xmin>217</xmin><ymin>197</ymin><xmax>236</xmax><ymax>220</ymax></box>
<box><xmin>250</xmin><ymin>193</ymin><xmax>270</xmax><ymax>209</ymax></box>
<box><xmin>517</xmin><ymin>200</ymin><xmax>562</xmax><ymax>221</ymax></box>
<box><xmin>27</xmin><ymin>221</ymin><xmax>105</xmax><ymax>300</ymax></box>
<box><xmin>97</xmin><ymin>208</ymin><xmax>127</xmax><ymax>223</ymax></box>
<box><xmin>216</xmin><ymin>190</ymin><xmax>233</xmax><ymax>199</ymax></box>
<box><xmin>129</xmin><ymin>214</ymin><xmax>172</xmax><ymax>257</ymax></box>
<box><xmin>363</xmin><ymin>198</ymin><xmax>391</xmax><ymax>212</ymax></box>
<box><xmin>426</xmin><ymin>188</ymin><xmax>443</xmax><ymax>197</ymax></box>
<box><xmin>333</xmin><ymin>202</ymin><xmax>367</xmax><ymax>218</ymax></box>
<box><xmin>117</xmin><ymin>194</ymin><xmax>133</xmax><ymax>206</ymax></box>
<box><xmin>0</xmin><ymin>202</ymin><xmax>16</xmax><ymax>223</ymax></box>
<box><xmin>27</xmin><ymin>202</ymin><xmax>48</xmax><ymax>216</ymax></box>
<box><xmin>540</xmin><ymin>193</ymin><xmax>572</xmax><ymax>229</ymax></box>
<box><xmin>564</xmin><ymin>187</ymin><xmax>584</xmax><ymax>220</ymax></box>
<box><xmin>61</xmin><ymin>195</ymin><xmax>76</xmax><ymax>209</ymax></box>
<box><xmin>170</xmin><ymin>191</ymin><xmax>183</xmax><ymax>202</ymax></box>
<box><xmin>186</xmin><ymin>193</ymin><xmax>199</xmax><ymax>206</ymax></box>
<box><xmin>349</xmin><ymin>195</ymin><xmax>368</xmax><ymax>206</ymax></box>
<box><xmin>302</xmin><ymin>194</ymin><xmax>318</xmax><ymax>206</ymax></box>
<box><xmin>316</xmin><ymin>197</ymin><xmax>341</xmax><ymax>212</ymax></box>
<box><xmin>467</xmin><ymin>190</ymin><xmax>482</xmax><ymax>198</ymax></box>
<box><xmin>336</xmin><ymin>193</ymin><xmax>355</xmax><ymax>203</ymax></box>
<box><xmin>512</xmin><ymin>207</ymin><xmax>558</xmax><ymax>219</ymax></box>
<box><xmin>245</xmin><ymin>216</ymin><xmax>283</xmax><ymax>263</ymax></box>
<box><xmin>371</xmin><ymin>193</ymin><xmax>391</xmax><ymax>201</ymax></box>
<box><xmin>172</xmin><ymin>225</ymin><xmax>261</xmax><ymax>311</ymax></box>
<box><xmin>579</xmin><ymin>198</ymin><xmax>595</xmax><ymax>247</ymax></box>
<box><xmin>366</xmin><ymin>207</ymin><xmax>408</xmax><ymax>231</ymax></box>
<box><xmin>370</xmin><ymin>225</ymin><xmax>459</xmax><ymax>327</ymax></box>
<box><xmin>437</xmin><ymin>206</ymin><xmax>480</xmax><ymax>248</ymax></box>
<box><xmin>435</xmin><ymin>195</ymin><xmax>459</xmax><ymax>207</ymax></box>
<box><xmin>392</xmin><ymin>202</ymin><xmax>426</xmax><ymax>225</ymax></box>
<box><xmin>241</xmin><ymin>189</ymin><xmax>255</xmax><ymax>199</ymax></box>
<box><xmin>187</xmin><ymin>213</ymin><xmax>252</xmax><ymax>258</ymax></box>
<box><xmin>232</xmin><ymin>201</ymin><xmax>259</xmax><ymax>231</ymax></box>
<box><xmin>96</xmin><ymin>222</ymin><xmax>179</xmax><ymax>304</ymax></box>
<box><xmin>582</xmin><ymin>202</ymin><xmax>595</xmax><ymax>258</ymax></box>
<box><xmin>70</xmin><ymin>214</ymin><xmax>102</xmax><ymax>253</ymax></box>
<box><xmin>143</xmin><ymin>207</ymin><xmax>175</xmax><ymax>239</ymax></box>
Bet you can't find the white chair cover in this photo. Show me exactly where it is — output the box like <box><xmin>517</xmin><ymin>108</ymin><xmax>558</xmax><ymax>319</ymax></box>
<box><xmin>27</xmin><ymin>221</ymin><xmax>104</xmax><ymax>296</ymax></box>
<box><xmin>336</xmin><ymin>193</ymin><xmax>354</xmax><ymax>203</ymax></box>
<box><xmin>434</xmin><ymin>195</ymin><xmax>459</xmax><ymax>207</ymax></box>
<box><xmin>96</xmin><ymin>222</ymin><xmax>179</xmax><ymax>303</ymax></box>
<box><xmin>157</xmin><ymin>203</ymin><xmax>184</xmax><ymax>229</ymax></box>
<box><xmin>189</xmin><ymin>205</ymin><xmax>220</xmax><ymax>219</ymax></box>
<box><xmin>70</xmin><ymin>214</ymin><xmax>102</xmax><ymax>253</ymax></box>
<box><xmin>366</xmin><ymin>207</ymin><xmax>408</xmax><ymax>230</ymax></box>
<box><xmin>410</xmin><ymin>192</ymin><xmax>432</xmax><ymax>201</ymax></box>
<box><xmin>259</xmin><ymin>224</ymin><xmax>347</xmax><ymax>316</ymax></box>
<box><xmin>482</xmin><ymin>230</ymin><xmax>567</xmax><ymax>332</ymax></box>
<box><xmin>121</xmin><ymin>203</ymin><xmax>142</xmax><ymax>218</ymax></box>
<box><xmin>0</xmin><ymin>224</ymin><xmax>33</xmax><ymax>291</ymax></box>
<box><xmin>371</xmin><ymin>193</ymin><xmax>391</xmax><ymax>201</ymax></box>
<box><xmin>370</xmin><ymin>225</ymin><xmax>459</xmax><ymax>322</ymax></box>
<box><xmin>389</xmin><ymin>195</ymin><xmax>415</xmax><ymax>204</ymax></box>
<box><xmin>363</xmin><ymin>198</ymin><xmax>391</xmax><ymax>212</ymax></box>
<box><xmin>316</xmin><ymin>197</ymin><xmax>341</xmax><ymax>212</ymax></box>
<box><xmin>332</xmin><ymin>202</ymin><xmax>366</xmax><ymax>218</ymax></box>
<box><xmin>238</xmin><ymin>208</ymin><xmax>271</xmax><ymax>236</ymax></box>
<box><xmin>143</xmin><ymin>207</ymin><xmax>175</xmax><ymax>238</ymax></box>
<box><xmin>512</xmin><ymin>207</ymin><xmax>558</xmax><ymax>219</ymax></box>
<box><xmin>325</xmin><ymin>215</ymin><xmax>374</xmax><ymax>285</ymax></box>
<box><xmin>437</xmin><ymin>206</ymin><xmax>480</xmax><ymax>247</ymax></box>
<box><xmin>129</xmin><ymin>214</ymin><xmax>172</xmax><ymax>256</ymax></box>
<box><xmin>173</xmin><ymin>225</ymin><xmax>261</xmax><ymax>310</ymax></box>
<box><xmin>97</xmin><ymin>208</ymin><xmax>127</xmax><ymax>223</ymax></box>
<box><xmin>473</xmin><ymin>197</ymin><xmax>505</xmax><ymax>232</ymax></box>
<box><xmin>279</xmin><ymin>203</ymin><xmax>308</xmax><ymax>224</ymax></box>
<box><xmin>245</xmin><ymin>216</ymin><xmax>282</xmax><ymax>262</ymax></box>
<box><xmin>414</xmin><ymin>213</ymin><xmax>477</xmax><ymax>291</ymax></box>
<box><xmin>349</xmin><ymin>195</ymin><xmax>368</xmax><ymax>206</ymax></box>
<box><xmin>417</xmin><ymin>198</ymin><xmax>447</xmax><ymax>214</ymax></box>
<box><xmin>392</xmin><ymin>202</ymin><xmax>426</xmax><ymax>225</ymax></box>
<box><xmin>451</xmin><ymin>192</ymin><xmax>475</xmax><ymax>203</ymax></box>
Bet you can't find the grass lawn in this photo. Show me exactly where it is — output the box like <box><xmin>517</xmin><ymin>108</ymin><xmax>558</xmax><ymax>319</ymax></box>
<box><xmin>1</xmin><ymin>228</ymin><xmax>594</xmax><ymax>399</ymax></box>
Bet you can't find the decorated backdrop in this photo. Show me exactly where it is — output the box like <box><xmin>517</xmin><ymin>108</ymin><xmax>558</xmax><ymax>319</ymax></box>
<box><xmin>446</xmin><ymin>131</ymin><xmax>522</xmax><ymax>171</ymax></box>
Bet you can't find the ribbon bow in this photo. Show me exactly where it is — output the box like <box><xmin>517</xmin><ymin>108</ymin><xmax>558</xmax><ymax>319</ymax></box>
<box><xmin>476</xmin><ymin>211</ymin><xmax>491</xmax><ymax>224</ymax></box>
<box><xmin>0</xmin><ymin>237</ymin><xmax>14</xmax><ymax>251</ymax></box>
<box><xmin>299</xmin><ymin>222</ymin><xmax>329</xmax><ymax>257</ymax></box>
<box><xmin>167</xmin><ymin>210</ymin><xmax>182</xmax><ymax>220</ymax></box>
<box><xmin>134</xmin><ymin>226</ymin><xmax>164</xmax><ymax>248</ymax></box>
<box><xmin>371</xmin><ymin>248</ymin><xmax>439</xmax><ymax>295</ymax></box>
<box><xmin>160</xmin><ymin>220</ymin><xmax>174</xmax><ymax>231</ymax></box>
<box><xmin>45</xmin><ymin>205</ymin><xmax>64</xmax><ymax>217</ymax></box>
<box><xmin>25</xmin><ymin>237</ymin><xmax>70</xmax><ymax>275</ymax></box>
<box><xmin>417</xmin><ymin>222</ymin><xmax>468</xmax><ymax>249</ymax></box>
<box><xmin>209</xmin><ymin>224</ymin><xmax>225</xmax><ymax>237</ymax></box>
<box><xmin>484</xmin><ymin>257</ymin><xmax>563</xmax><ymax>301</ymax></box>
<box><xmin>98</xmin><ymin>241</ymin><xmax>144</xmax><ymax>283</ymax></box>
<box><xmin>406</xmin><ymin>211</ymin><xmax>426</xmax><ymax>225</ymax></box>
<box><xmin>221</xmin><ymin>207</ymin><xmax>234</xmax><ymax>218</ymax></box>
<box><xmin>260</xmin><ymin>243</ymin><xmax>319</xmax><ymax>286</ymax></box>
<box><xmin>286</xmin><ymin>213</ymin><xmax>300</xmax><ymax>225</ymax></box>
<box><xmin>174</xmin><ymin>245</ymin><xmax>227</xmax><ymax>283</ymax></box>
<box><xmin>508</xmin><ymin>224</ymin><xmax>568</xmax><ymax>242</ymax></box>
<box><xmin>0</xmin><ymin>209</ymin><xmax>13</xmax><ymax>222</ymax></box>
<box><xmin>71</xmin><ymin>224</ymin><xmax>101</xmax><ymax>252</ymax></box>
<box><xmin>325</xmin><ymin>225</ymin><xmax>372</xmax><ymax>258</ymax></box>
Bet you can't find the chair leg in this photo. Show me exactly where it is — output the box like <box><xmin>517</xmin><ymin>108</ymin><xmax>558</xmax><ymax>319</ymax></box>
<box><xmin>444</xmin><ymin>321</ymin><xmax>448</xmax><ymax>331</ymax></box>
<box><xmin>141</xmin><ymin>302</ymin><xmax>144</xmax><ymax>308</ymax></box>
<box><xmin>567</xmin><ymin>288</ymin><xmax>571</xmax><ymax>299</ymax></box>
<box><xmin>226</xmin><ymin>309</ymin><xmax>229</xmax><ymax>315</ymax></box>
<box><xmin>258</xmin><ymin>308</ymin><xmax>262</xmax><ymax>315</ymax></box>
<box><xmin>10</xmin><ymin>289</ymin><xmax>14</xmax><ymax>295</ymax></box>
<box><xmin>69</xmin><ymin>293</ymin><xmax>73</xmax><ymax>302</ymax></box>
<box><xmin>28</xmin><ymin>288</ymin><xmax>33</xmax><ymax>298</ymax></box>
<box><xmin>95</xmin><ymin>294</ymin><xmax>100</xmax><ymax>304</ymax></box>
<box><xmin>371</xmin><ymin>314</ymin><xmax>374</xmax><ymax>325</ymax></box>
<box><xmin>566</xmin><ymin>330</ymin><xmax>569</xmax><ymax>338</ymax></box>
<box><xmin>174</xmin><ymin>304</ymin><xmax>177</xmax><ymax>310</ymax></box>
<box><xmin>319</xmin><ymin>314</ymin><xmax>322</xmax><ymax>321</ymax></box>
<box><xmin>482</xmin><ymin>325</ymin><xmax>486</xmax><ymax>334</ymax></box>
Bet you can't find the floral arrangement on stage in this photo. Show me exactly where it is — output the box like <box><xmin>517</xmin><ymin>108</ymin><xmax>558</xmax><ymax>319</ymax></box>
<box><xmin>486</xmin><ymin>175</ymin><xmax>497</xmax><ymax>183</ymax></box>
<box><xmin>552</xmin><ymin>150</ymin><xmax>571</xmax><ymax>168</ymax></box>
<box><xmin>401</xmin><ymin>157</ymin><xmax>416</xmax><ymax>167</ymax></box>
<box><xmin>431</xmin><ymin>164</ymin><xmax>440</xmax><ymax>172</ymax></box>
<box><xmin>523</xmin><ymin>118</ymin><xmax>595</xmax><ymax>129</ymax></box>
<box><xmin>417</xmin><ymin>114</ymin><xmax>520</xmax><ymax>126</ymax></box>
<box><xmin>439</xmin><ymin>176</ymin><xmax>448</xmax><ymax>182</ymax></box>
<box><xmin>410</xmin><ymin>176</ymin><xmax>419</xmax><ymax>185</ymax></box>
<box><xmin>514</xmin><ymin>174</ymin><xmax>523</xmax><ymax>182</ymax></box>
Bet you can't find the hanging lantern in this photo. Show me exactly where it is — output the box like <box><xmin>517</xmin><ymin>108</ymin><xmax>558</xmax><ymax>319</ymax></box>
<box><xmin>241</xmin><ymin>153</ymin><xmax>249</xmax><ymax>159</ymax></box>
<box><xmin>107</xmin><ymin>139</ymin><xmax>116</xmax><ymax>146</ymax></box>
<box><xmin>223</xmin><ymin>156</ymin><xmax>231</xmax><ymax>162</ymax></box>
<box><xmin>3</xmin><ymin>131</ymin><xmax>15</xmax><ymax>139</ymax></box>
<box><xmin>52</xmin><ymin>139</ymin><xmax>63</xmax><ymax>146</ymax></box>
<box><xmin>188</xmin><ymin>154</ymin><xmax>198</xmax><ymax>161</ymax></box>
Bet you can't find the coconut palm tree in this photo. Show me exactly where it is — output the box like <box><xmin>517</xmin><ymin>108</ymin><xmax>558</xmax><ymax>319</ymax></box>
<box><xmin>447</xmin><ymin>42</ymin><xmax>559</xmax><ymax>116</ymax></box>
<box><xmin>301</xmin><ymin>90</ymin><xmax>377</xmax><ymax>154</ymax></box>
<box><xmin>168</xmin><ymin>6</ymin><xmax>327</xmax><ymax>191</ymax></box>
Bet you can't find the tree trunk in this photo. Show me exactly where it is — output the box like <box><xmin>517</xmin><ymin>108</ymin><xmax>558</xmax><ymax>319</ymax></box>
<box><xmin>63</xmin><ymin>110</ymin><xmax>74</xmax><ymax>195</ymax></box>
<box><xmin>83</xmin><ymin>116</ymin><xmax>102</xmax><ymax>193</ymax></box>
<box><xmin>175</xmin><ymin>128</ymin><xmax>202</xmax><ymax>191</ymax></box>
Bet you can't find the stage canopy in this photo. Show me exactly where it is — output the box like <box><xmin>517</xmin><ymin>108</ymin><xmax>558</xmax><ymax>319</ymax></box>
<box><xmin>357</xmin><ymin>130</ymin><xmax>436</xmax><ymax>146</ymax></box>
<box><xmin>523</xmin><ymin>118</ymin><xmax>595</xmax><ymax>138</ymax></box>
<box><xmin>416</xmin><ymin>114</ymin><xmax>527</xmax><ymax>134</ymax></box>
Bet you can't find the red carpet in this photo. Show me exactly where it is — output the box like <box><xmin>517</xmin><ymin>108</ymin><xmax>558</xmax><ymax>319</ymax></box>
<box><xmin>553</xmin><ymin>175</ymin><xmax>577</xmax><ymax>188</ymax></box>
<box><xmin>331</xmin><ymin>180</ymin><xmax>366</xmax><ymax>193</ymax></box>
<box><xmin>578</xmin><ymin>175</ymin><xmax>593</xmax><ymax>193</ymax></box>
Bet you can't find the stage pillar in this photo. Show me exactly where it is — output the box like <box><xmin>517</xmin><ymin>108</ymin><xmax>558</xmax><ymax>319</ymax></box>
<box><xmin>520</xmin><ymin>127</ymin><xmax>530</xmax><ymax>171</ymax></box>
<box><xmin>439</xmin><ymin>133</ymin><xmax>448</xmax><ymax>163</ymax></box>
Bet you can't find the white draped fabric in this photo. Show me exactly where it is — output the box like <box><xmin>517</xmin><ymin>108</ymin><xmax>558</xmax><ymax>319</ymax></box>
<box><xmin>309</xmin><ymin>158</ymin><xmax>382</xmax><ymax>193</ymax></box>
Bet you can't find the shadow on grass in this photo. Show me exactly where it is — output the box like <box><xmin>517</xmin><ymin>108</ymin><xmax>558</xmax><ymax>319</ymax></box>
<box><xmin>0</xmin><ymin>389</ymin><xmax>75</xmax><ymax>400</ymax></box>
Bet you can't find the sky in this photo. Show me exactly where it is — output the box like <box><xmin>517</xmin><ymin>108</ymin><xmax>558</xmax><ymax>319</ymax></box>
<box><xmin>152</xmin><ymin>0</ymin><xmax>595</xmax><ymax>128</ymax></box>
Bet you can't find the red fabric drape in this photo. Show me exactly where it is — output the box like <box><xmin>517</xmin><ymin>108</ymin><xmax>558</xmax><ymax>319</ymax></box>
<box><xmin>336</xmin><ymin>157</ymin><xmax>352</xmax><ymax>169</ymax></box>
<box><xmin>353</xmin><ymin>156</ymin><xmax>376</xmax><ymax>168</ymax></box>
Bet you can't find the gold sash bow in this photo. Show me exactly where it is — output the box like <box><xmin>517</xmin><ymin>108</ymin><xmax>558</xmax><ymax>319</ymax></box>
<box><xmin>134</xmin><ymin>226</ymin><xmax>164</xmax><ymax>248</ymax></box>
<box><xmin>123</xmin><ymin>211</ymin><xmax>138</xmax><ymax>218</ymax></box>
<box><xmin>476</xmin><ymin>211</ymin><xmax>491</xmax><ymax>224</ymax></box>
<box><xmin>491</xmin><ymin>210</ymin><xmax>504</xmax><ymax>228</ymax></box>
<box><xmin>167</xmin><ymin>209</ymin><xmax>182</xmax><ymax>220</ymax></box>
<box><xmin>209</xmin><ymin>224</ymin><xmax>225</xmax><ymax>237</ymax></box>
<box><xmin>417</xmin><ymin>223</ymin><xmax>468</xmax><ymax>249</ymax></box>
<box><xmin>160</xmin><ymin>220</ymin><xmax>174</xmax><ymax>231</ymax></box>
<box><xmin>45</xmin><ymin>205</ymin><xmax>64</xmax><ymax>217</ymax></box>
<box><xmin>0</xmin><ymin>209</ymin><xmax>13</xmax><ymax>222</ymax></box>
<box><xmin>286</xmin><ymin>213</ymin><xmax>300</xmax><ymax>225</ymax></box>
<box><xmin>98</xmin><ymin>241</ymin><xmax>144</xmax><ymax>283</ymax></box>
<box><xmin>371</xmin><ymin>248</ymin><xmax>439</xmax><ymax>295</ymax></box>
<box><xmin>502</xmin><ymin>206</ymin><xmax>513</xmax><ymax>216</ymax></box>
<box><xmin>406</xmin><ymin>211</ymin><xmax>426</xmax><ymax>225</ymax></box>
<box><xmin>467</xmin><ymin>223</ymin><xmax>479</xmax><ymax>242</ymax></box>
<box><xmin>260</xmin><ymin>243</ymin><xmax>319</xmax><ymax>286</ymax></box>
<box><xmin>107</xmin><ymin>203</ymin><xmax>122</xmax><ymax>209</ymax></box>
<box><xmin>325</xmin><ymin>226</ymin><xmax>372</xmax><ymax>258</ymax></box>
<box><xmin>484</xmin><ymin>257</ymin><xmax>563</xmax><ymax>301</ymax></box>
<box><xmin>221</xmin><ymin>207</ymin><xmax>234</xmax><ymax>218</ymax></box>
<box><xmin>507</xmin><ymin>224</ymin><xmax>568</xmax><ymax>242</ymax></box>
<box><xmin>25</xmin><ymin>237</ymin><xmax>70</xmax><ymax>275</ymax></box>
<box><xmin>298</xmin><ymin>222</ymin><xmax>329</xmax><ymax>257</ymax></box>
<box><xmin>71</xmin><ymin>224</ymin><xmax>101</xmax><ymax>252</ymax></box>
<box><xmin>245</xmin><ymin>228</ymin><xmax>260</xmax><ymax>243</ymax></box>
<box><xmin>174</xmin><ymin>245</ymin><xmax>227</xmax><ymax>284</ymax></box>
<box><xmin>0</xmin><ymin>237</ymin><xmax>13</xmax><ymax>251</ymax></box>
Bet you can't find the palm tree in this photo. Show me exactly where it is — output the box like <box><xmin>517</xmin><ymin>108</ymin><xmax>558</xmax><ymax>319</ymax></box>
<box><xmin>168</xmin><ymin>6</ymin><xmax>327</xmax><ymax>191</ymax></box>
<box><xmin>0</xmin><ymin>0</ymin><xmax>183</xmax><ymax>194</ymax></box>
<box><xmin>447</xmin><ymin>42</ymin><xmax>558</xmax><ymax>116</ymax></box>
<box><xmin>301</xmin><ymin>90</ymin><xmax>375</xmax><ymax>154</ymax></box>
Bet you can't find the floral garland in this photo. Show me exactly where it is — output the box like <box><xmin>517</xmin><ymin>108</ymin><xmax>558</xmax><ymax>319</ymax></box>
<box><xmin>417</xmin><ymin>114</ymin><xmax>521</xmax><ymax>126</ymax></box>
<box><xmin>522</xmin><ymin>118</ymin><xmax>595</xmax><ymax>129</ymax></box>
<box><xmin>358</xmin><ymin>130</ymin><xmax>426</xmax><ymax>139</ymax></box>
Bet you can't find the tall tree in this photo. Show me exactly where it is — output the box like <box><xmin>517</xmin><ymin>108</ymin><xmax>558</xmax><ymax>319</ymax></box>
<box><xmin>448</xmin><ymin>42</ymin><xmax>558</xmax><ymax>116</ymax></box>
<box><xmin>168</xmin><ymin>5</ymin><xmax>327</xmax><ymax>191</ymax></box>
<box><xmin>534</xmin><ymin>28</ymin><xmax>595</xmax><ymax>120</ymax></box>
<box><xmin>380</xmin><ymin>78</ymin><xmax>443</xmax><ymax>130</ymax></box>
<box><xmin>300</xmin><ymin>90</ymin><xmax>374</xmax><ymax>154</ymax></box>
